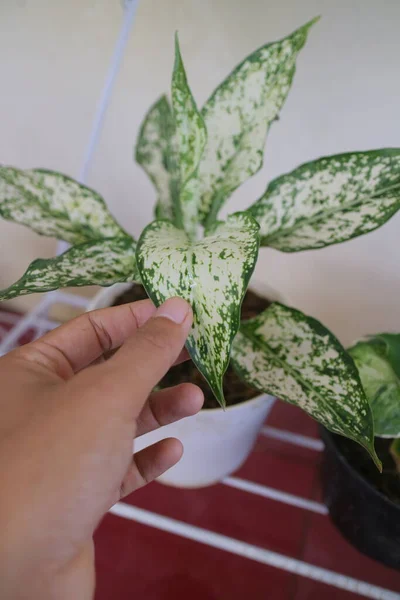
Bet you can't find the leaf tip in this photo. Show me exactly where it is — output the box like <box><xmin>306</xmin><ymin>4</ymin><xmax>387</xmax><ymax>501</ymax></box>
<box><xmin>174</xmin><ymin>31</ymin><xmax>182</xmax><ymax>61</ymax></box>
<box><xmin>157</xmin><ymin>93</ymin><xmax>170</xmax><ymax>107</ymax></box>
<box><xmin>212</xmin><ymin>383</ymin><xmax>226</xmax><ymax>410</ymax></box>
<box><xmin>172</xmin><ymin>31</ymin><xmax>186</xmax><ymax>87</ymax></box>
<box><xmin>364</xmin><ymin>441</ymin><xmax>382</xmax><ymax>472</ymax></box>
<box><xmin>0</xmin><ymin>287</ymin><xmax>13</xmax><ymax>303</ymax></box>
<box><xmin>309</xmin><ymin>15</ymin><xmax>321</xmax><ymax>26</ymax></box>
<box><xmin>294</xmin><ymin>15</ymin><xmax>320</xmax><ymax>41</ymax></box>
<box><xmin>375</xmin><ymin>456</ymin><xmax>383</xmax><ymax>473</ymax></box>
<box><xmin>302</xmin><ymin>15</ymin><xmax>321</xmax><ymax>32</ymax></box>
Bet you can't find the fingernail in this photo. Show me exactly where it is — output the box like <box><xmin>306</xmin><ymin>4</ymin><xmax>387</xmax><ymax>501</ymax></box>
<box><xmin>156</xmin><ymin>297</ymin><xmax>190</xmax><ymax>324</ymax></box>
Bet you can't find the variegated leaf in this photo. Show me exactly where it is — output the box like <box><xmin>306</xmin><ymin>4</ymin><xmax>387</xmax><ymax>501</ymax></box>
<box><xmin>0</xmin><ymin>166</ymin><xmax>125</xmax><ymax>244</ymax></box>
<box><xmin>349</xmin><ymin>335</ymin><xmax>400</xmax><ymax>439</ymax></box>
<box><xmin>249</xmin><ymin>149</ymin><xmax>400</xmax><ymax>251</ymax></box>
<box><xmin>231</xmin><ymin>303</ymin><xmax>380</xmax><ymax>468</ymax></box>
<box><xmin>172</xmin><ymin>35</ymin><xmax>206</xmax><ymax>188</ymax></box>
<box><xmin>0</xmin><ymin>237</ymin><xmax>138</xmax><ymax>301</ymax></box>
<box><xmin>194</xmin><ymin>18</ymin><xmax>318</xmax><ymax>229</ymax></box>
<box><xmin>135</xmin><ymin>96</ymin><xmax>180</xmax><ymax>222</ymax></box>
<box><xmin>136</xmin><ymin>213</ymin><xmax>260</xmax><ymax>406</ymax></box>
<box><xmin>172</xmin><ymin>35</ymin><xmax>207</xmax><ymax>234</ymax></box>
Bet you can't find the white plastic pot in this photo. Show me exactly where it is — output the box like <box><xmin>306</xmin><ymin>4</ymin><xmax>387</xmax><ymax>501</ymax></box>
<box><xmin>87</xmin><ymin>281</ymin><xmax>282</xmax><ymax>488</ymax></box>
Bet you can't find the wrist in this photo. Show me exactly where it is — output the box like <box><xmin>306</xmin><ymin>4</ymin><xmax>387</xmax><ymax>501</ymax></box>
<box><xmin>0</xmin><ymin>535</ymin><xmax>95</xmax><ymax>600</ymax></box>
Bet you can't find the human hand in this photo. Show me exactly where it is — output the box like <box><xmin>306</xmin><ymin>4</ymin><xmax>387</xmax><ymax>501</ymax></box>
<box><xmin>0</xmin><ymin>297</ymin><xmax>203</xmax><ymax>599</ymax></box>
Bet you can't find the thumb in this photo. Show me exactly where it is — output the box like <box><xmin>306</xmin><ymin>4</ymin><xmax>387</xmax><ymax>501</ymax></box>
<box><xmin>94</xmin><ymin>297</ymin><xmax>193</xmax><ymax>413</ymax></box>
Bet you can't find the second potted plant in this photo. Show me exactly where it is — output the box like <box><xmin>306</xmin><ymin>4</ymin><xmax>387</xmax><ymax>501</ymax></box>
<box><xmin>321</xmin><ymin>334</ymin><xmax>400</xmax><ymax>570</ymax></box>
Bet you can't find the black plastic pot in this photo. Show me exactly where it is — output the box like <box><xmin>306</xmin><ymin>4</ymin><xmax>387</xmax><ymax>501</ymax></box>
<box><xmin>320</xmin><ymin>427</ymin><xmax>400</xmax><ymax>570</ymax></box>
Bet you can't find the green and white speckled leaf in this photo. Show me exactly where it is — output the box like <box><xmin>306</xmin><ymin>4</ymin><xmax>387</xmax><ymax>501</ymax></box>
<box><xmin>172</xmin><ymin>35</ymin><xmax>206</xmax><ymax>189</ymax></box>
<box><xmin>194</xmin><ymin>18</ymin><xmax>317</xmax><ymax>229</ymax></box>
<box><xmin>136</xmin><ymin>213</ymin><xmax>260</xmax><ymax>406</ymax></box>
<box><xmin>0</xmin><ymin>237</ymin><xmax>138</xmax><ymax>302</ymax></box>
<box><xmin>172</xmin><ymin>36</ymin><xmax>206</xmax><ymax>234</ymax></box>
<box><xmin>135</xmin><ymin>96</ymin><xmax>180</xmax><ymax>223</ymax></box>
<box><xmin>349</xmin><ymin>335</ymin><xmax>400</xmax><ymax>439</ymax></box>
<box><xmin>231</xmin><ymin>303</ymin><xmax>380</xmax><ymax>468</ymax></box>
<box><xmin>249</xmin><ymin>149</ymin><xmax>400</xmax><ymax>251</ymax></box>
<box><xmin>0</xmin><ymin>166</ymin><xmax>125</xmax><ymax>244</ymax></box>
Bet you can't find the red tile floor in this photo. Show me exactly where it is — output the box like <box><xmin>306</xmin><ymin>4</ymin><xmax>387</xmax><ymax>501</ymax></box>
<box><xmin>1</xmin><ymin>308</ymin><xmax>399</xmax><ymax>600</ymax></box>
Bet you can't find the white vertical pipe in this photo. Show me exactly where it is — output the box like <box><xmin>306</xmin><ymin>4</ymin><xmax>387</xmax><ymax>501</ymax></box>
<box><xmin>56</xmin><ymin>0</ymin><xmax>140</xmax><ymax>255</ymax></box>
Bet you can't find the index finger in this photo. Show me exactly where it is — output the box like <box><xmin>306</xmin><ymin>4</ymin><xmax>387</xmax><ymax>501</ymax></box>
<box><xmin>23</xmin><ymin>300</ymin><xmax>157</xmax><ymax>379</ymax></box>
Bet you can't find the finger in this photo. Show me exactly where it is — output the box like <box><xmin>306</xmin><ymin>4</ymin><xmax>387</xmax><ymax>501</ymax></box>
<box><xmin>91</xmin><ymin>341</ymin><xmax>190</xmax><ymax>367</ymax></box>
<box><xmin>16</xmin><ymin>300</ymin><xmax>157</xmax><ymax>379</ymax></box>
<box><xmin>174</xmin><ymin>347</ymin><xmax>190</xmax><ymax>365</ymax></box>
<box><xmin>94</xmin><ymin>297</ymin><xmax>193</xmax><ymax>415</ymax></box>
<box><xmin>119</xmin><ymin>438</ymin><xmax>183</xmax><ymax>498</ymax></box>
<box><xmin>136</xmin><ymin>383</ymin><xmax>204</xmax><ymax>437</ymax></box>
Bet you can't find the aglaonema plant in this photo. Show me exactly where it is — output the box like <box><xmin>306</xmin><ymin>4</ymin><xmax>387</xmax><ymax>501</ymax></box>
<box><xmin>349</xmin><ymin>335</ymin><xmax>400</xmax><ymax>472</ymax></box>
<box><xmin>0</xmin><ymin>18</ymin><xmax>399</xmax><ymax>469</ymax></box>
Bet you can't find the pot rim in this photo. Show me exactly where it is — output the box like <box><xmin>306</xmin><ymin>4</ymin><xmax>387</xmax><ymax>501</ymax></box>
<box><xmin>321</xmin><ymin>426</ymin><xmax>400</xmax><ymax>513</ymax></box>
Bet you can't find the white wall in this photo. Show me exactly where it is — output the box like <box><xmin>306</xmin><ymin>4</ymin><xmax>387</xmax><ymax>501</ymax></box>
<box><xmin>0</xmin><ymin>0</ymin><xmax>399</xmax><ymax>344</ymax></box>
<box><xmin>0</xmin><ymin>0</ymin><xmax>122</xmax><ymax>310</ymax></box>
